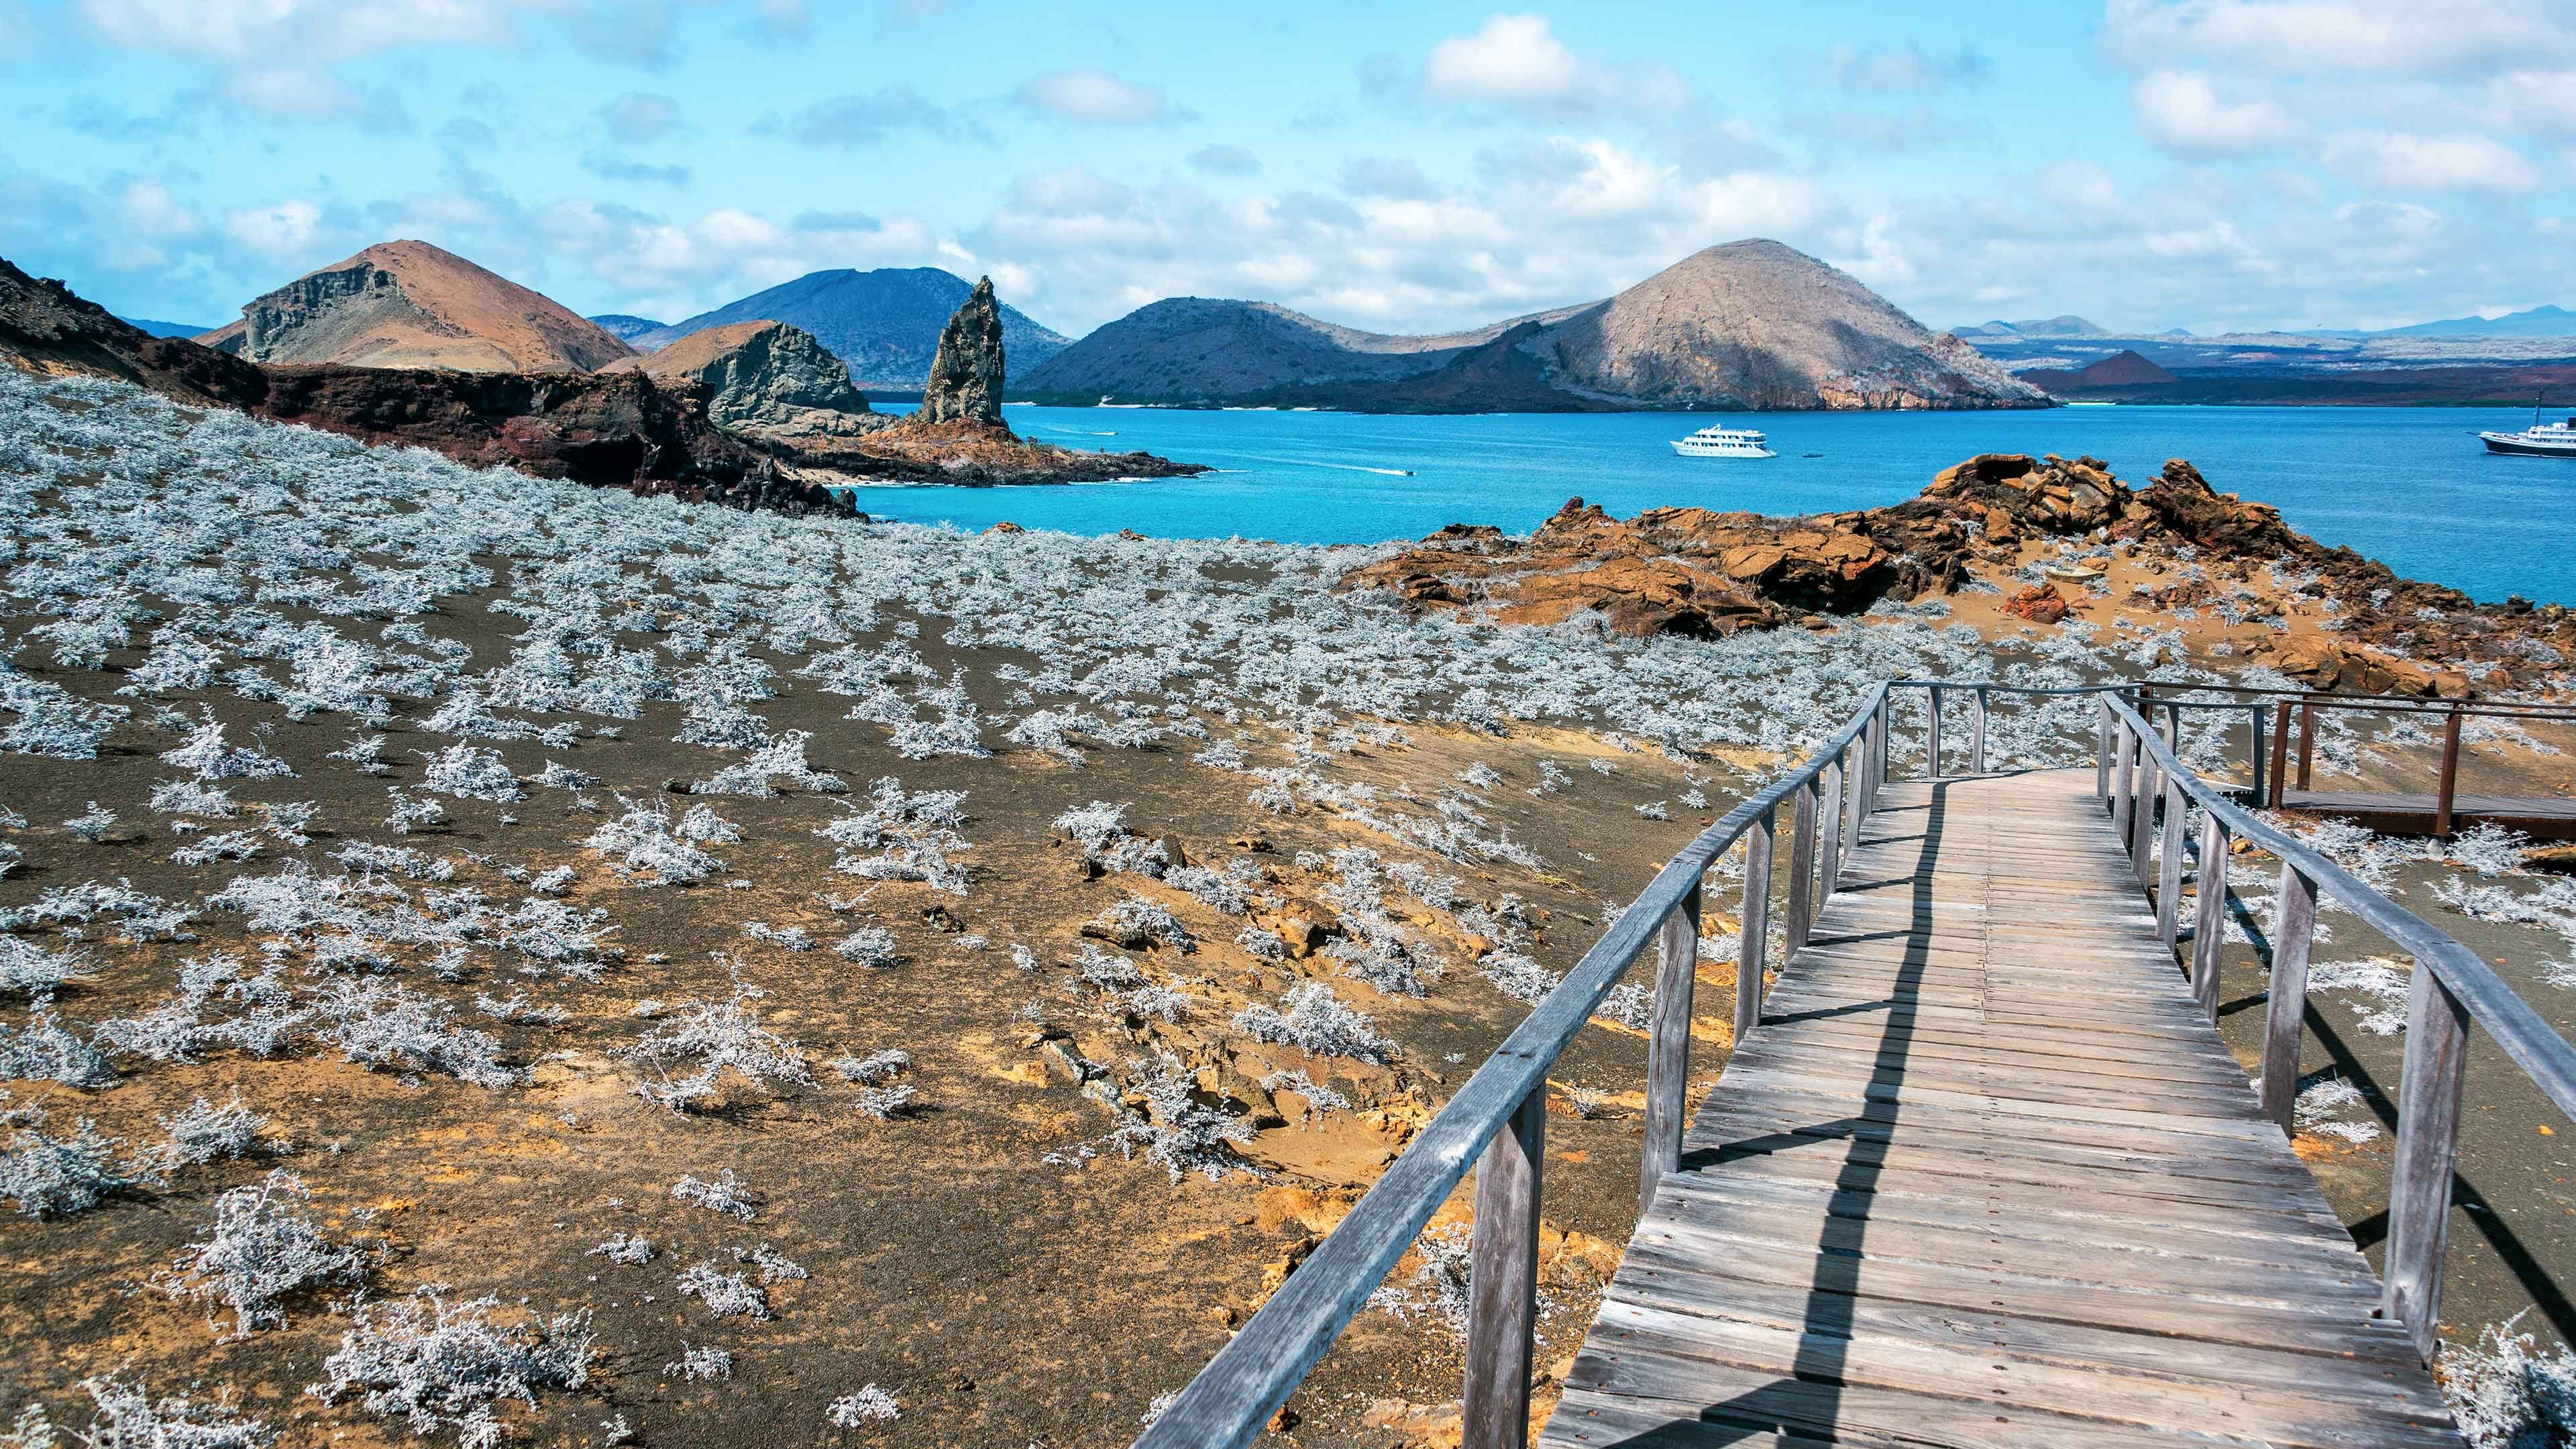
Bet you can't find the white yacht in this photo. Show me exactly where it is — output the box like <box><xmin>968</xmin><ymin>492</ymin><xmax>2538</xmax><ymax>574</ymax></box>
<box><xmin>2481</xmin><ymin>415</ymin><xmax>2576</xmax><ymax>457</ymax></box>
<box><xmin>1670</xmin><ymin>425</ymin><xmax>1776</xmax><ymax>458</ymax></box>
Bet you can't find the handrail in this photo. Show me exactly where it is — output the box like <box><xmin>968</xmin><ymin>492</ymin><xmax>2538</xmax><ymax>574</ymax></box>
<box><xmin>2099</xmin><ymin>692</ymin><xmax>2576</xmax><ymax>1362</ymax></box>
<box><xmin>2103</xmin><ymin>694</ymin><xmax>2576</xmax><ymax>1118</ymax></box>
<box><xmin>1130</xmin><ymin>682</ymin><xmax>1890</xmax><ymax>1449</ymax></box>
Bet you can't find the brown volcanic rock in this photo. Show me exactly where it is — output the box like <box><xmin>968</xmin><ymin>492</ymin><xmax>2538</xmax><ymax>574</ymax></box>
<box><xmin>918</xmin><ymin>275</ymin><xmax>1006</xmax><ymax>425</ymax></box>
<box><xmin>1342</xmin><ymin>451</ymin><xmax>2576</xmax><ymax>684</ymax></box>
<box><xmin>602</xmin><ymin>319</ymin><xmax>891</xmax><ymax>443</ymax></box>
<box><xmin>206</xmin><ymin>240</ymin><xmax>635</xmax><ymax>373</ymax></box>
<box><xmin>1925</xmin><ymin>452</ymin><xmax>2129</xmax><ymax>538</ymax></box>
<box><xmin>254</xmin><ymin>366</ymin><xmax>845</xmax><ymax>513</ymax></box>
<box><xmin>792</xmin><ymin>415</ymin><xmax>1207</xmax><ymax>486</ymax></box>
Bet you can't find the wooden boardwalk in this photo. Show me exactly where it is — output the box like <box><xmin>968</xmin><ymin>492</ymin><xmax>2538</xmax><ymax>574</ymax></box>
<box><xmin>1540</xmin><ymin>769</ymin><xmax>2466</xmax><ymax>1448</ymax></box>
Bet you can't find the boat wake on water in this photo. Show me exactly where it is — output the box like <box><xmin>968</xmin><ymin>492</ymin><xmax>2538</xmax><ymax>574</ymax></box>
<box><xmin>1223</xmin><ymin>452</ymin><xmax>1417</xmax><ymax>476</ymax></box>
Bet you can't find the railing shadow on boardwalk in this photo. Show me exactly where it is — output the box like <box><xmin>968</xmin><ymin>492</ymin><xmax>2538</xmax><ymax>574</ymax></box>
<box><xmin>1629</xmin><ymin>784</ymin><xmax>1949</xmax><ymax>1444</ymax></box>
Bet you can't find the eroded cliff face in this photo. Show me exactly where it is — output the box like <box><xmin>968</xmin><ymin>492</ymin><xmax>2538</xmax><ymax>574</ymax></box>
<box><xmin>603</xmin><ymin>320</ymin><xmax>892</xmax><ymax>444</ymax></box>
<box><xmin>918</xmin><ymin>276</ymin><xmax>1006</xmax><ymax>425</ymax></box>
<box><xmin>205</xmin><ymin>240</ymin><xmax>637</xmax><ymax>373</ymax></box>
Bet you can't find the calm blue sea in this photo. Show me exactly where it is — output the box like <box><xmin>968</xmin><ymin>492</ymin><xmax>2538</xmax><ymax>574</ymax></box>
<box><xmin>857</xmin><ymin>404</ymin><xmax>2571</xmax><ymax>604</ymax></box>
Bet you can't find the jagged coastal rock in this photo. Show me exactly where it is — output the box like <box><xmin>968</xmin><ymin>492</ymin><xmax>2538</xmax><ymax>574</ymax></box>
<box><xmin>602</xmin><ymin>319</ymin><xmax>892</xmax><ymax>445</ymax></box>
<box><xmin>0</xmin><ymin>256</ymin><xmax>847</xmax><ymax>514</ymax></box>
<box><xmin>916</xmin><ymin>276</ymin><xmax>1007</xmax><ymax>425</ymax></box>
<box><xmin>629</xmin><ymin>267</ymin><xmax>1070</xmax><ymax>388</ymax></box>
<box><xmin>198</xmin><ymin>239</ymin><xmax>637</xmax><ymax>372</ymax></box>
<box><xmin>796</xmin><ymin>278</ymin><xmax>1205</xmax><ymax>486</ymax></box>
<box><xmin>1018</xmin><ymin>239</ymin><xmax>2049</xmax><ymax>413</ymax></box>
<box><xmin>1341</xmin><ymin>451</ymin><xmax>2554</xmax><ymax>695</ymax></box>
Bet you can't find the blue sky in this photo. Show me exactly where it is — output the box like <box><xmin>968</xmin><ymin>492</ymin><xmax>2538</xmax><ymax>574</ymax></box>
<box><xmin>3</xmin><ymin>0</ymin><xmax>2571</xmax><ymax>339</ymax></box>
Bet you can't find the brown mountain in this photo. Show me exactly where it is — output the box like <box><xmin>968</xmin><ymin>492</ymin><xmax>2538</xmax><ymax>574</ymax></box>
<box><xmin>2016</xmin><ymin>349</ymin><xmax>2179</xmax><ymax>394</ymax></box>
<box><xmin>1016</xmin><ymin>239</ymin><xmax>2047</xmax><ymax>413</ymax></box>
<box><xmin>199</xmin><ymin>240</ymin><xmax>636</xmax><ymax>373</ymax></box>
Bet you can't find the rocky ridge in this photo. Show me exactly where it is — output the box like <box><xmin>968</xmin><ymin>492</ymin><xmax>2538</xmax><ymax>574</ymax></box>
<box><xmin>1341</xmin><ymin>451</ymin><xmax>2565</xmax><ymax>696</ymax></box>
<box><xmin>1</xmin><ymin>255</ymin><xmax>847</xmax><ymax>515</ymax></box>
<box><xmin>200</xmin><ymin>240</ymin><xmax>637</xmax><ymax>373</ymax></box>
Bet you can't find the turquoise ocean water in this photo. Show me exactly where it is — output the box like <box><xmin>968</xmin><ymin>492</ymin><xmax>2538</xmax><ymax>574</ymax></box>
<box><xmin>856</xmin><ymin>404</ymin><xmax>2573</xmax><ymax>604</ymax></box>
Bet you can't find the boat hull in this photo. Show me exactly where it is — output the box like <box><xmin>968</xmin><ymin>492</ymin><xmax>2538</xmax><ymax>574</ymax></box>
<box><xmin>2482</xmin><ymin>433</ymin><xmax>2576</xmax><ymax>457</ymax></box>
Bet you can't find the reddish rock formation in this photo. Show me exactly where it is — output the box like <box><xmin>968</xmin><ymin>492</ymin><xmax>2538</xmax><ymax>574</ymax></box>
<box><xmin>2002</xmin><ymin>584</ymin><xmax>2071</xmax><ymax>625</ymax></box>
<box><xmin>1341</xmin><ymin>451</ymin><xmax>2574</xmax><ymax>694</ymax></box>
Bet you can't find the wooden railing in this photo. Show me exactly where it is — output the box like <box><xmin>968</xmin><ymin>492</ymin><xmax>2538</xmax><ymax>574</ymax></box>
<box><xmin>1130</xmin><ymin>682</ymin><xmax>1892</xmax><ymax>1449</ymax></box>
<box><xmin>2099</xmin><ymin>692</ymin><xmax>2576</xmax><ymax>1360</ymax></box>
<box><xmin>1130</xmin><ymin>679</ymin><xmax>2576</xmax><ymax>1449</ymax></box>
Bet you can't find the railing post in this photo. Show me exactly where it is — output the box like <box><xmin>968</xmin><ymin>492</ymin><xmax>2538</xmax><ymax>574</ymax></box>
<box><xmin>2247</xmin><ymin>703</ymin><xmax>2266</xmax><ymax>804</ymax></box>
<box><xmin>2161</xmin><ymin>700</ymin><xmax>2180</xmax><ymax>755</ymax></box>
<box><xmin>1785</xmin><ymin>780</ymin><xmax>1819</xmax><ymax>955</ymax></box>
<box><xmin>2435</xmin><ymin>705</ymin><xmax>2463</xmax><ymax>839</ymax></box>
<box><xmin>1817</xmin><ymin>757</ymin><xmax>1845</xmax><ymax>904</ymax></box>
<box><xmin>1463</xmin><ymin>1089</ymin><xmax>1544</xmax><ymax>1449</ymax></box>
<box><xmin>2382</xmin><ymin>959</ymin><xmax>2470</xmax><ymax>1363</ymax></box>
<box><xmin>1970</xmin><ymin>686</ymin><xmax>1988</xmax><ymax>775</ymax></box>
<box><xmin>1737</xmin><ymin>810</ymin><xmax>1774</xmax><ymax>1044</ymax></box>
<box><xmin>2191</xmin><ymin>808</ymin><xmax>2229</xmax><ymax>1022</ymax></box>
<box><xmin>2259</xmin><ymin>861</ymin><xmax>2318</xmax><ymax>1134</ymax></box>
<box><xmin>2112</xmin><ymin>722</ymin><xmax>2137</xmax><ymax>839</ymax></box>
<box><xmin>1926</xmin><ymin>684</ymin><xmax>1943</xmax><ymax>781</ymax></box>
<box><xmin>1638</xmin><ymin>884</ymin><xmax>1701</xmax><ymax>1218</ymax></box>
<box><xmin>2129</xmin><ymin>737</ymin><xmax>2159</xmax><ymax>889</ymax></box>
<box><xmin>2268</xmin><ymin>701</ymin><xmax>2292</xmax><ymax>809</ymax></box>
<box><xmin>1872</xmin><ymin>692</ymin><xmax>1890</xmax><ymax>804</ymax></box>
<box><xmin>1841</xmin><ymin>738</ymin><xmax>1869</xmax><ymax>862</ymax></box>
<box><xmin>2096</xmin><ymin>696</ymin><xmax>2112</xmax><ymax>800</ymax></box>
<box><xmin>2296</xmin><ymin>701</ymin><xmax>2316</xmax><ymax>792</ymax></box>
<box><xmin>2157</xmin><ymin>775</ymin><xmax>2187</xmax><ymax>953</ymax></box>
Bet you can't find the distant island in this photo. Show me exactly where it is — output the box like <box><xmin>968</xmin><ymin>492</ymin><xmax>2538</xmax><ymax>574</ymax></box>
<box><xmin>1012</xmin><ymin>239</ymin><xmax>2049</xmax><ymax>414</ymax></box>
<box><xmin>1955</xmin><ymin>305</ymin><xmax>2576</xmax><ymax>405</ymax></box>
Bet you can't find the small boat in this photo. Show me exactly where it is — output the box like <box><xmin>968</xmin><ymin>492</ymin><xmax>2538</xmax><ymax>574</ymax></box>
<box><xmin>1670</xmin><ymin>425</ymin><xmax>1776</xmax><ymax>459</ymax></box>
<box><xmin>2481</xmin><ymin>398</ymin><xmax>2576</xmax><ymax>457</ymax></box>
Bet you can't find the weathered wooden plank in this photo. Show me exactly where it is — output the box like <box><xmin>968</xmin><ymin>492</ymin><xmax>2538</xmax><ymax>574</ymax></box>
<box><xmin>1463</xmin><ymin>1089</ymin><xmax>1544</xmax><ymax>1449</ymax></box>
<box><xmin>2259</xmin><ymin>860</ymin><xmax>2318</xmax><ymax>1135</ymax></box>
<box><xmin>1638</xmin><ymin>882</ymin><xmax>1700</xmax><ymax>1218</ymax></box>
<box><xmin>2382</xmin><ymin>959</ymin><xmax>2470</xmax><ymax>1361</ymax></box>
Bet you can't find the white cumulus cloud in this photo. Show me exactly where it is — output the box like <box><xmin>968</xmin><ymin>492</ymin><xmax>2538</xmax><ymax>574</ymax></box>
<box><xmin>2322</xmin><ymin>129</ymin><xmax>2541</xmax><ymax>192</ymax></box>
<box><xmin>2132</xmin><ymin>69</ymin><xmax>2300</xmax><ymax>154</ymax></box>
<box><xmin>1012</xmin><ymin>69</ymin><xmax>1183</xmax><ymax>125</ymax></box>
<box><xmin>2102</xmin><ymin>0</ymin><xmax>2566</xmax><ymax>77</ymax></box>
<box><xmin>1417</xmin><ymin>12</ymin><xmax>1686</xmax><ymax>114</ymax></box>
<box><xmin>225</xmin><ymin>198</ymin><xmax>322</xmax><ymax>256</ymax></box>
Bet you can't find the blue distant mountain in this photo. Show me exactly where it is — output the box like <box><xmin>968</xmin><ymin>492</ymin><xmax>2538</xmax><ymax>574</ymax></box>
<box><xmin>2365</xmin><ymin>304</ymin><xmax>2576</xmax><ymax>339</ymax></box>
<box><xmin>588</xmin><ymin>313</ymin><xmax>667</xmax><ymax>342</ymax></box>
<box><xmin>117</xmin><ymin>316</ymin><xmax>217</xmax><ymax>338</ymax></box>
<box><xmin>631</xmin><ymin>268</ymin><xmax>1071</xmax><ymax>388</ymax></box>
